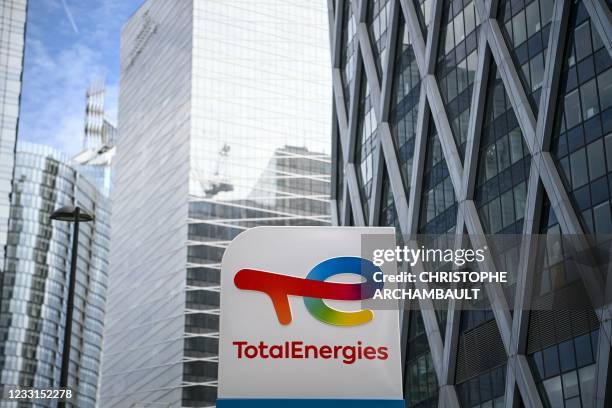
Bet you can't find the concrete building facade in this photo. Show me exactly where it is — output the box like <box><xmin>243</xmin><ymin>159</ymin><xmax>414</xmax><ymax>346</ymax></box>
<box><xmin>329</xmin><ymin>0</ymin><xmax>612</xmax><ymax>407</ymax></box>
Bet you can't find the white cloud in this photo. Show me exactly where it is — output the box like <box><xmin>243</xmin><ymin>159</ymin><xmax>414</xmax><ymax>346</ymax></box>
<box><xmin>19</xmin><ymin>39</ymin><xmax>107</xmax><ymax>156</ymax></box>
<box><xmin>18</xmin><ymin>0</ymin><xmax>140</xmax><ymax>156</ymax></box>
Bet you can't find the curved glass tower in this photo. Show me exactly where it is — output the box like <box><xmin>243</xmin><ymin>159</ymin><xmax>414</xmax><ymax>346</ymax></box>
<box><xmin>0</xmin><ymin>142</ymin><xmax>111</xmax><ymax>408</ymax></box>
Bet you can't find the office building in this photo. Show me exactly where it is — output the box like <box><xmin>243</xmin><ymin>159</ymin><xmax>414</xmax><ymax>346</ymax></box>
<box><xmin>82</xmin><ymin>80</ymin><xmax>117</xmax><ymax>151</ymax></box>
<box><xmin>73</xmin><ymin>82</ymin><xmax>117</xmax><ymax>198</ymax></box>
<box><xmin>329</xmin><ymin>0</ymin><xmax>612</xmax><ymax>407</ymax></box>
<box><xmin>99</xmin><ymin>1</ymin><xmax>331</xmax><ymax>407</ymax></box>
<box><xmin>0</xmin><ymin>142</ymin><xmax>111</xmax><ymax>408</ymax></box>
<box><xmin>0</xmin><ymin>0</ymin><xmax>27</xmax><ymax>271</ymax></box>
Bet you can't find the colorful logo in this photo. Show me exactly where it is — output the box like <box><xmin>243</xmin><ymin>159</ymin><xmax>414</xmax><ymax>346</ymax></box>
<box><xmin>233</xmin><ymin>257</ymin><xmax>383</xmax><ymax>326</ymax></box>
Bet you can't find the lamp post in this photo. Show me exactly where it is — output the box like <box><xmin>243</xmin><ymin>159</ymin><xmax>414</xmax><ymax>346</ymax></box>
<box><xmin>50</xmin><ymin>205</ymin><xmax>93</xmax><ymax>407</ymax></box>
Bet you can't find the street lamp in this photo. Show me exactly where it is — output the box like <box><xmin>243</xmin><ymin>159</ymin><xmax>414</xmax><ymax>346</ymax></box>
<box><xmin>50</xmin><ymin>205</ymin><xmax>93</xmax><ymax>406</ymax></box>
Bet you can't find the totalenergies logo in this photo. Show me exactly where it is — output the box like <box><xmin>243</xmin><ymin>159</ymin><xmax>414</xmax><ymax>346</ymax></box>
<box><xmin>234</xmin><ymin>257</ymin><xmax>383</xmax><ymax>326</ymax></box>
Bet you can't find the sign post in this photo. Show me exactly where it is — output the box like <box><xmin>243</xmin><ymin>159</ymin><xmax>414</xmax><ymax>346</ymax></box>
<box><xmin>217</xmin><ymin>227</ymin><xmax>404</xmax><ymax>407</ymax></box>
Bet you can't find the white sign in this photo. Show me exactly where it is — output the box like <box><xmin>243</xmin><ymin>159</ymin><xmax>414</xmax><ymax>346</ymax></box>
<box><xmin>218</xmin><ymin>226</ymin><xmax>403</xmax><ymax>400</ymax></box>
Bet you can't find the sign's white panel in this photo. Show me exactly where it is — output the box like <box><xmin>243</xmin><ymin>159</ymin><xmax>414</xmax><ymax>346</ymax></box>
<box><xmin>218</xmin><ymin>226</ymin><xmax>402</xmax><ymax>399</ymax></box>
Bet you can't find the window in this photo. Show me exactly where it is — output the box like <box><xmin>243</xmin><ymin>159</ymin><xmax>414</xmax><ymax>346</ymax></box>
<box><xmin>574</xmin><ymin>333</ymin><xmax>593</xmax><ymax>367</ymax></box>
<box><xmin>501</xmin><ymin>189</ymin><xmax>515</xmax><ymax>228</ymax></box>
<box><xmin>489</xmin><ymin>199</ymin><xmax>502</xmax><ymax>233</ymax></box>
<box><xmin>485</xmin><ymin>144</ymin><xmax>497</xmax><ymax>180</ymax></box>
<box><xmin>457</xmin><ymin>366</ymin><xmax>506</xmax><ymax>408</ymax></box>
<box><xmin>529</xmin><ymin>330</ymin><xmax>599</xmax><ymax>408</ymax></box>
<box><xmin>558</xmin><ymin>340</ymin><xmax>576</xmax><ymax>372</ymax></box>
<box><xmin>564</xmin><ymin>90</ymin><xmax>582</xmax><ymax>129</ymax></box>
<box><xmin>543</xmin><ymin>345</ymin><xmax>560</xmax><ymax>377</ymax></box>
<box><xmin>569</xmin><ymin>149</ymin><xmax>588</xmax><ymax>188</ymax></box>
<box><xmin>580</xmin><ymin>79</ymin><xmax>598</xmax><ymax>120</ymax></box>
<box><xmin>562</xmin><ymin>371</ymin><xmax>579</xmax><ymax>399</ymax></box>
<box><xmin>475</xmin><ymin>64</ymin><xmax>530</xmax><ymax>233</ymax></box>
<box><xmin>509</xmin><ymin>129</ymin><xmax>524</xmax><ymax>163</ymax></box>
<box><xmin>499</xmin><ymin>0</ymin><xmax>554</xmax><ymax>109</ymax></box>
<box><xmin>579</xmin><ymin>365</ymin><xmax>596</xmax><ymax>408</ymax></box>
<box><xmin>340</xmin><ymin>0</ymin><xmax>358</xmax><ymax>109</ymax></box>
<box><xmin>514</xmin><ymin>182</ymin><xmax>527</xmax><ymax>218</ymax></box>
<box><xmin>530</xmin><ymin>54</ymin><xmax>545</xmax><ymax>91</ymax></box>
<box><xmin>542</xmin><ymin>376</ymin><xmax>564</xmax><ymax>407</ymax></box>
<box><xmin>574</xmin><ymin>22</ymin><xmax>592</xmax><ymax>62</ymax></box>
<box><xmin>355</xmin><ymin>79</ymin><xmax>378</xmax><ymax>221</ymax></box>
<box><xmin>419</xmin><ymin>120</ymin><xmax>457</xmax><ymax>234</ymax></box>
<box><xmin>550</xmin><ymin>1</ymin><xmax>612</xmax><ymax>235</ymax></box>
<box><xmin>526</xmin><ymin>1</ymin><xmax>541</xmax><ymax>37</ymax></box>
<box><xmin>593</xmin><ymin>202</ymin><xmax>612</xmax><ymax>234</ymax></box>
<box><xmin>587</xmin><ymin>140</ymin><xmax>605</xmax><ymax>180</ymax></box>
<box><xmin>413</xmin><ymin>0</ymin><xmax>433</xmax><ymax>35</ymax></box>
<box><xmin>496</xmin><ymin>137</ymin><xmax>510</xmax><ymax>171</ymax></box>
<box><xmin>599</xmin><ymin>69</ymin><xmax>612</xmax><ymax>111</ymax></box>
<box><xmin>513</xmin><ymin>11</ymin><xmax>527</xmax><ymax>44</ymax></box>
<box><xmin>367</xmin><ymin>0</ymin><xmax>391</xmax><ymax>79</ymax></box>
<box><xmin>435</xmin><ymin>0</ymin><xmax>481</xmax><ymax>160</ymax></box>
<box><xmin>404</xmin><ymin>311</ymin><xmax>439</xmax><ymax>406</ymax></box>
<box><xmin>390</xmin><ymin>15</ymin><xmax>421</xmax><ymax>193</ymax></box>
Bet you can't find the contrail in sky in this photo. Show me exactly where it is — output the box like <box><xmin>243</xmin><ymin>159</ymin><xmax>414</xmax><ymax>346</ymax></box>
<box><xmin>60</xmin><ymin>0</ymin><xmax>79</xmax><ymax>34</ymax></box>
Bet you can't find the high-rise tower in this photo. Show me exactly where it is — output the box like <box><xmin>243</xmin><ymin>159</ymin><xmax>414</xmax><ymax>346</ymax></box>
<box><xmin>0</xmin><ymin>0</ymin><xmax>27</xmax><ymax>271</ymax></box>
<box><xmin>0</xmin><ymin>142</ymin><xmax>111</xmax><ymax>408</ymax></box>
<box><xmin>100</xmin><ymin>1</ymin><xmax>331</xmax><ymax>406</ymax></box>
<box><xmin>73</xmin><ymin>81</ymin><xmax>117</xmax><ymax>198</ymax></box>
<box><xmin>329</xmin><ymin>0</ymin><xmax>612</xmax><ymax>407</ymax></box>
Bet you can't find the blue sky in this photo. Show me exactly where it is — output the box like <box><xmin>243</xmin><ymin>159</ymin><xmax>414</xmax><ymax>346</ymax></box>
<box><xmin>18</xmin><ymin>0</ymin><xmax>143</xmax><ymax>156</ymax></box>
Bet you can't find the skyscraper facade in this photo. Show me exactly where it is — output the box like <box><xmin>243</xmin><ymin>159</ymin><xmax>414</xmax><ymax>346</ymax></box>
<box><xmin>329</xmin><ymin>0</ymin><xmax>612</xmax><ymax>407</ymax></box>
<box><xmin>0</xmin><ymin>142</ymin><xmax>111</xmax><ymax>408</ymax></box>
<box><xmin>73</xmin><ymin>82</ymin><xmax>117</xmax><ymax>198</ymax></box>
<box><xmin>82</xmin><ymin>80</ymin><xmax>117</xmax><ymax>152</ymax></box>
<box><xmin>99</xmin><ymin>1</ymin><xmax>331</xmax><ymax>407</ymax></box>
<box><xmin>0</xmin><ymin>0</ymin><xmax>27</xmax><ymax>271</ymax></box>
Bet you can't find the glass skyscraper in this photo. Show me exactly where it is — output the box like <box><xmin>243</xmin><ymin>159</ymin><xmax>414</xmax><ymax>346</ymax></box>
<box><xmin>0</xmin><ymin>4</ymin><xmax>112</xmax><ymax>406</ymax></box>
<box><xmin>99</xmin><ymin>1</ymin><xmax>331</xmax><ymax>407</ymax></box>
<box><xmin>0</xmin><ymin>142</ymin><xmax>111</xmax><ymax>408</ymax></box>
<box><xmin>0</xmin><ymin>0</ymin><xmax>27</xmax><ymax>273</ymax></box>
<box><xmin>329</xmin><ymin>0</ymin><xmax>612</xmax><ymax>407</ymax></box>
<box><xmin>73</xmin><ymin>82</ymin><xmax>117</xmax><ymax>198</ymax></box>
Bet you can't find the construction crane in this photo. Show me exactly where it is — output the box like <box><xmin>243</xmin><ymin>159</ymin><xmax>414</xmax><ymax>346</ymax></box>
<box><xmin>204</xmin><ymin>143</ymin><xmax>233</xmax><ymax>198</ymax></box>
